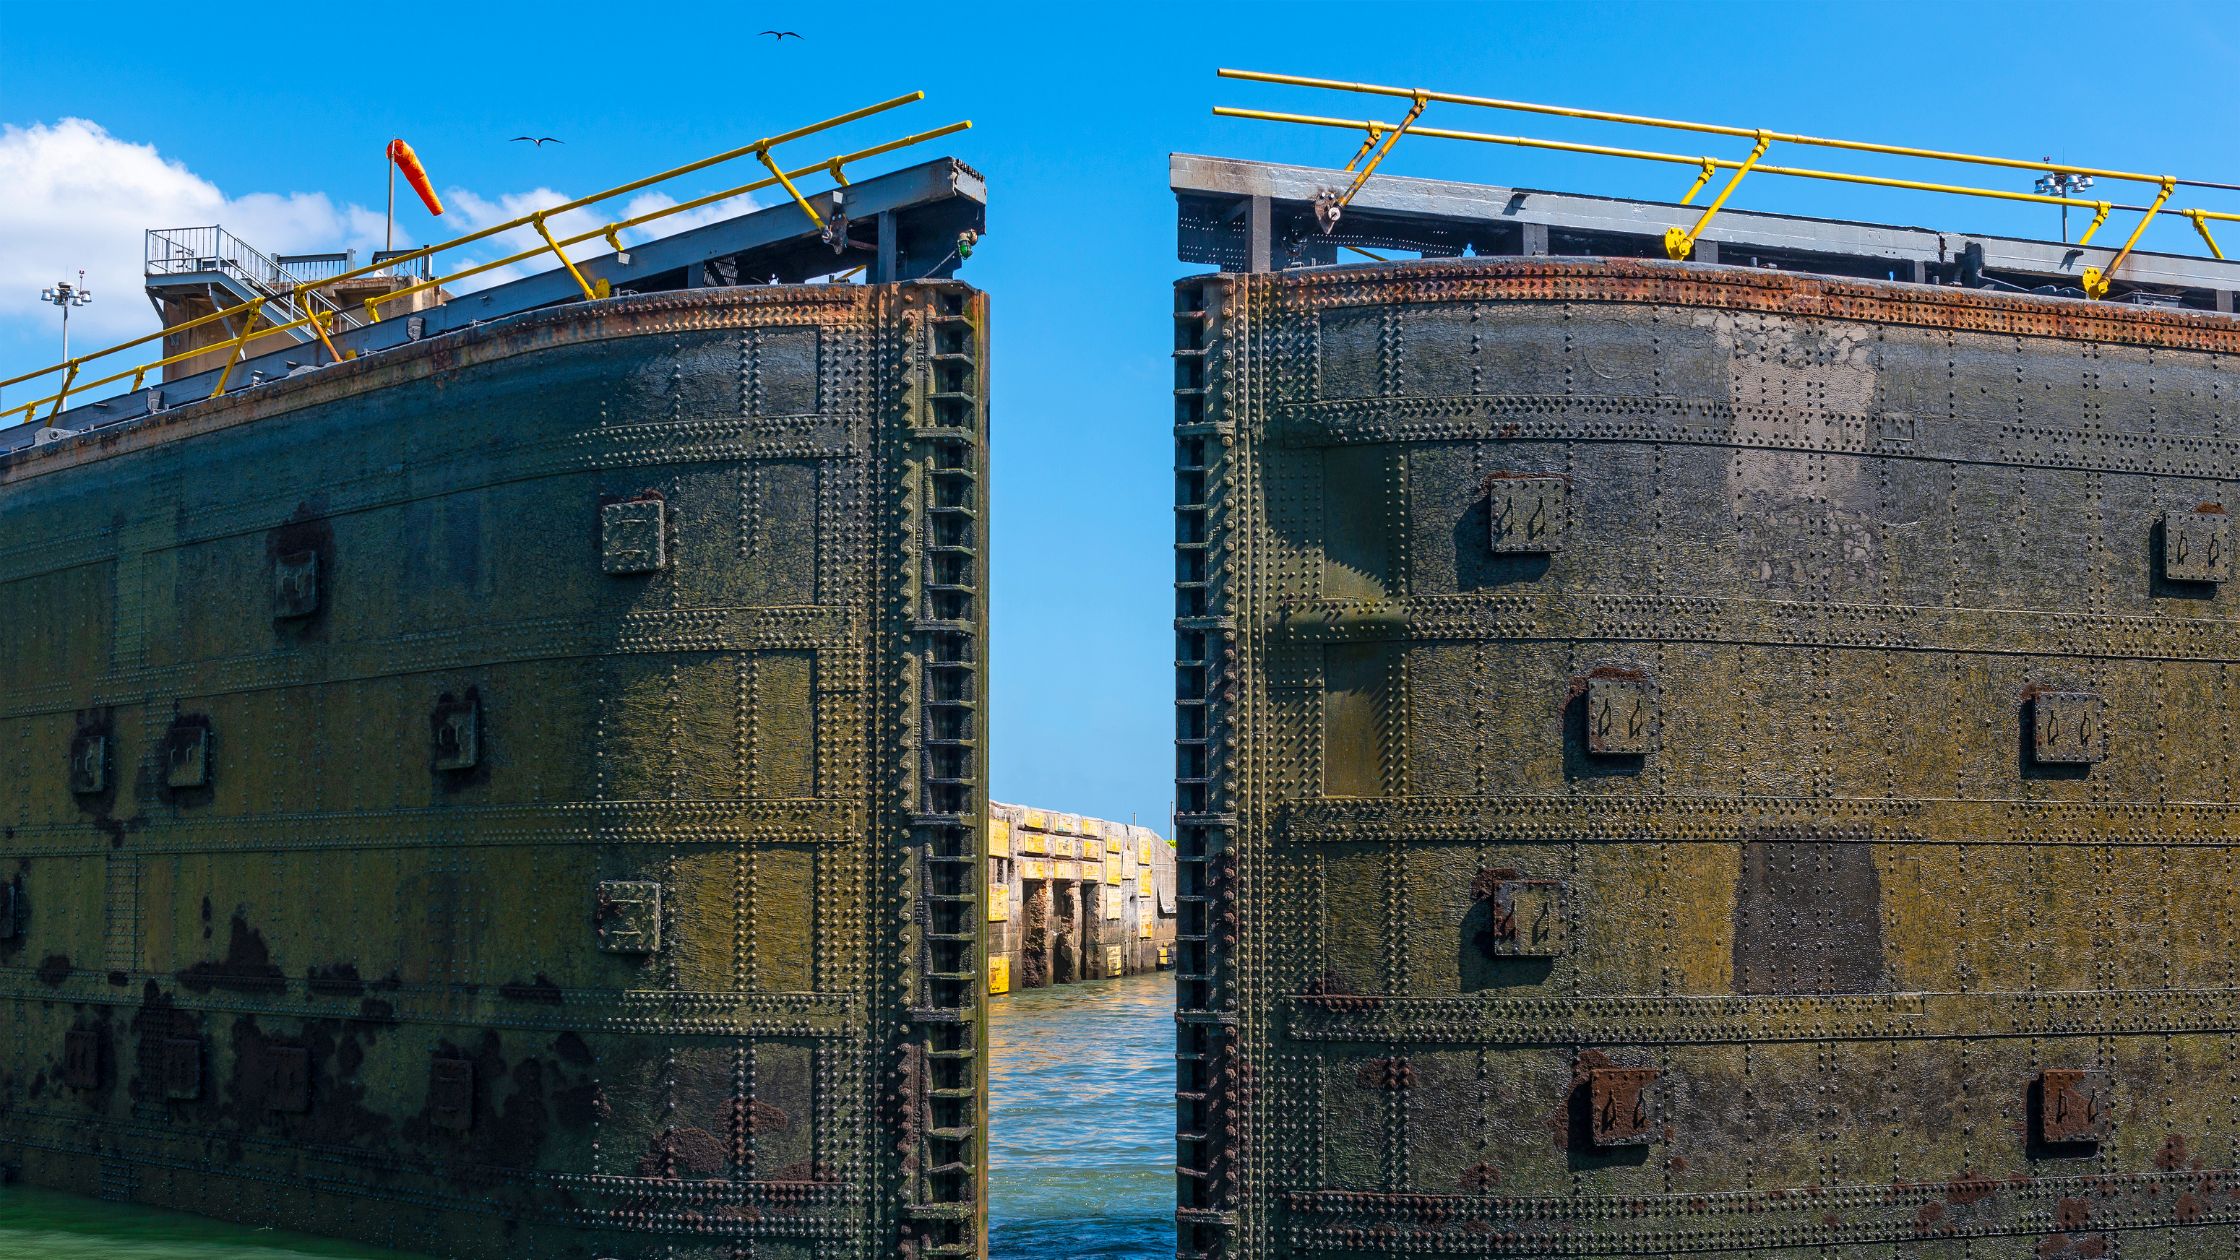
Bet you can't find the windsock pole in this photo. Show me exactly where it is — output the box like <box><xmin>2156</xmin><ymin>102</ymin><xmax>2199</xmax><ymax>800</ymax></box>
<box><xmin>384</xmin><ymin>139</ymin><xmax>444</xmax><ymax>253</ymax></box>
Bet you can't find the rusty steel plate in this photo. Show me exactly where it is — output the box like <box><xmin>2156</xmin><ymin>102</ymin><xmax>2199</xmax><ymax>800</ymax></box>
<box><xmin>1173</xmin><ymin>257</ymin><xmax>2240</xmax><ymax>1257</ymax></box>
<box><xmin>0</xmin><ymin>282</ymin><xmax>988</xmax><ymax>1259</ymax></box>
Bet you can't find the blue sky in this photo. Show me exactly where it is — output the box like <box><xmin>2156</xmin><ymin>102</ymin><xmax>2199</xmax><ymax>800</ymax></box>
<box><xmin>4</xmin><ymin>0</ymin><xmax>2239</xmax><ymax>828</ymax></box>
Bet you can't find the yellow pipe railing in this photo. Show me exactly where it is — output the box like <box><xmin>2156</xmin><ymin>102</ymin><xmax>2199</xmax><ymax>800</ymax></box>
<box><xmin>1215</xmin><ymin>69</ymin><xmax>2240</xmax><ymax>300</ymax></box>
<box><xmin>1219</xmin><ymin>68</ymin><xmax>2240</xmax><ymax>192</ymax></box>
<box><xmin>360</xmin><ymin>119</ymin><xmax>967</xmax><ymax>322</ymax></box>
<box><xmin>5</xmin><ymin>94</ymin><xmax>969</xmax><ymax>429</ymax></box>
<box><xmin>1219</xmin><ymin>107</ymin><xmax>2116</xmax><ymax>216</ymax></box>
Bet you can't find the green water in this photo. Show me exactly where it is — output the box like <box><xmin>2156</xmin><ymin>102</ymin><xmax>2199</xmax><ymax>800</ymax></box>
<box><xmin>0</xmin><ymin>1183</ymin><xmax>428</xmax><ymax>1259</ymax></box>
<box><xmin>0</xmin><ymin>968</ymin><xmax>1175</xmax><ymax>1259</ymax></box>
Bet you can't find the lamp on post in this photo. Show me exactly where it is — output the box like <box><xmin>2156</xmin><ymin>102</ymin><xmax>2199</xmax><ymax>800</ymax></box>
<box><xmin>40</xmin><ymin>270</ymin><xmax>93</xmax><ymax>363</ymax></box>
<box><xmin>2035</xmin><ymin>159</ymin><xmax>2095</xmax><ymax>243</ymax></box>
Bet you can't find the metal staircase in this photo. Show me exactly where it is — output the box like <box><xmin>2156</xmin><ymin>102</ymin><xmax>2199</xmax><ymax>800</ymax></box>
<box><xmin>144</xmin><ymin>226</ymin><xmax>364</xmax><ymax>340</ymax></box>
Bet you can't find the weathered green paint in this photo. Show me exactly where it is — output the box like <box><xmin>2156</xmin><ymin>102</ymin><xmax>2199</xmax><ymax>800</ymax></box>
<box><xmin>1174</xmin><ymin>258</ymin><xmax>2240</xmax><ymax>1256</ymax></box>
<box><xmin>0</xmin><ymin>282</ymin><xmax>988</xmax><ymax>1259</ymax></box>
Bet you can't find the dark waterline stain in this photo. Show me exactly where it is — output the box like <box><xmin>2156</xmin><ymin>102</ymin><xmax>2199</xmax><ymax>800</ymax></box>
<box><xmin>0</xmin><ymin>970</ymin><xmax>1178</xmax><ymax>1258</ymax></box>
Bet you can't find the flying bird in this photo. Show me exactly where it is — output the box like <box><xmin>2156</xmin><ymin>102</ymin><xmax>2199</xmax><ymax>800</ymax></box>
<box><xmin>760</xmin><ymin>29</ymin><xmax>802</xmax><ymax>39</ymax></box>
<box><xmin>511</xmin><ymin>136</ymin><xmax>564</xmax><ymax>146</ymax></box>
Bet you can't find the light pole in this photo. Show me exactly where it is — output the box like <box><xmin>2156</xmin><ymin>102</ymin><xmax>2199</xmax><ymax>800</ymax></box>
<box><xmin>2035</xmin><ymin>159</ymin><xmax>2095</xmax><ymax>243</ymax></box>
<box><xmin>40</xmin><ymin>270</ymin><xmax>93</xmax><ymax>363</ymax></box>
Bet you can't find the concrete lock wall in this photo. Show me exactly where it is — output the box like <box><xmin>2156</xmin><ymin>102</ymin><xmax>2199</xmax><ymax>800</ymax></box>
<box><xmin>985</xmin><ymin>803</ymin><xmax>1175</xmax><ymax>994</ymax></box>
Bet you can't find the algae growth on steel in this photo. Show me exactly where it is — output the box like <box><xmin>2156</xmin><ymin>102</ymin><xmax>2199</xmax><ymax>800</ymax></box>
<box><xmin>0</xmin><ymin>282</ymin><xmax>989</xmax><ymax>1259</ymax></box>
<box><xmin>1173</xmin><ymin>256</ymin><xmax>2240</xmax><ymax>1257</ymax></box>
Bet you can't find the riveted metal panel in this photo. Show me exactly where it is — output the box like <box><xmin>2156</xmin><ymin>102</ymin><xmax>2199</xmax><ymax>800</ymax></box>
<box><xmin>1178</xmin><ymin>257</ymin><xmax>2240</xmax><ymax>1258</ymax></box>
<box><xmin>0</xmin><ymin>282</ymin><xmax>988</xmax><ymax>1259</ymax></box>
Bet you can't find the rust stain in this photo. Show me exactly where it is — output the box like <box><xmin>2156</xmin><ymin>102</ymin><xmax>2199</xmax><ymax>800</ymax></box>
<box><xmin>1944</xmin><ymin>1165</ymin><xmax>1998</xmax><ymax>1201</ymax></box>
<box><xmin>1457</xmin><ymin>1162</ymin><xmax>1499</xmax><ymax>1192</ymax></box>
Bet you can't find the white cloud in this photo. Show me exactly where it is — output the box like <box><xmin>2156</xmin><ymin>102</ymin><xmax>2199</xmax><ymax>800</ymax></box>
<box><xmin>0</xmin><ymin>117</ymin><xmax>769</xmax><ymax>391</ymax></box>
<box><xmin>0</xmin><ymin>118</ymin><xmax>392</xmax><ymax>346</ymax></box>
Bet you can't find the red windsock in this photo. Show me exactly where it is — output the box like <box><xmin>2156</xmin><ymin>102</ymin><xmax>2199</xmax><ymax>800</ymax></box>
<box><xmin>386</xmin><ymin>139</ymin><xmax>444</xmax><ymax>216</ymax></box>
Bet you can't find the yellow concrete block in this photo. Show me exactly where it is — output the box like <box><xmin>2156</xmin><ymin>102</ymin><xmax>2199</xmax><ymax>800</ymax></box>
<box><xmin>1022</xmin><ymin>808</ymin><xmax>1048</xmax><ymax>830</ymax></box>
<box><xmin>1021</xmin><ymin>858</ymin><xmax>1047</xmax><ymax>880</ymax></box>
<box><xmin>989</xmin><ymin>955</ymin><xmax>1011</xmax><ymax>995</ymax></box>
<box><xmin>1019</xmin><ymin>828</ymin><xmax>1046</xmax><ymax>856</ymax></box>
<box><xmin>990</xmin><ymin>817</ymin><xmax>1011</xmax><ymax>857</ymax></box>
<box><xmin>1105</xmin><ymin>945</ymin><xmax>1124</xmax><ymax>977</ymax></box>
<box><xmin>1104</xmin><ymin>853</ymin><xmax>1123</xmax><ymax>885</ymax></box>
<box><xmin>987</xmin><ymin>879</ymin><xmax>1009</xmax><ymax>921</ymax></box>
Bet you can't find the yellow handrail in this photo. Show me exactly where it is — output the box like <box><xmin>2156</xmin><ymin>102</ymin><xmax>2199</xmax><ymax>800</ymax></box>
<box><xmin>1217</xmin><ymin>107</ymin><xmax>2117</xmax><ymax>214</ymax></box>
<box><xmin>360</xmin><ymin>120</ymin><xmax>968</xmax><ymax>321</ymax></box>
<box><xmin>5</xmin><ymin>94</ymin><xmax>969</xmax><ymax>429</ymax></box>
<box><xmin>1219</xmin><ymin>69</ymin><xmax>2240</xmax><ymax>192</ymax></box>
<box><xmin>1215</xmin><ymin>69</ymin><xmax>2240</xmax><ymax>299</ymax></box>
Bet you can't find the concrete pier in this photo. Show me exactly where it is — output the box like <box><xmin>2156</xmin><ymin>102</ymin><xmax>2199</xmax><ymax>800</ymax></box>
<box><xmin>987</xmin><ymin>803</ymin><xmax>1175</xmax><ymax>994</ymax></box>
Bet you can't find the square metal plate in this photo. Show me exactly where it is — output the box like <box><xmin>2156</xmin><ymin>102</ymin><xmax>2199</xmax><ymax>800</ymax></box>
<box><xmin>2164</xmin><ymin>508</ymin><xmax>2230</xmax><ymax>584</ymax></box>
<box><xmin>1586</xmin><ymin>675</ymin><xmax>1659</xmax><ymax>756</ymax></box>
<box><xmin>2036</xmin><ymin>1068</ymin><xmax>2112</xmax><ymax>1144</ymax></box>
<box><xmin>63</xmin><ymin>1029</ymin><xmax>100</xmax><ymax>1090</ymax></box>
<box><xmin>68</xmin><ymin>734</ymin><xmax>107</xmax><ymax>795</ymax></box>
<box><xmin>601</xmin><ymin>499</ymin><xmax>667</xmax><ymax>575</ymax></box>
<box><xmin>429</xmin><ymin>1058</ymin><xmax>474</xmax><ymax>1131</ymax></box>
<box><xmin>273</xmin><ymin>550</ymin><xmax>320</xmax><ymax>619</ymax></box>
<box><xmin>1488</xmin><ymin>475</ymin><xmax>1567</xmax><ymax>553</ymax></box>
<box><xmin>596</xmin><ymin>881</ymin><xmax>662</xmax><ymax>954</ymax></box>
<box><xmin>2032</xmin><ymin>692</ymin><xmax>2106</xmax><ymax>765</ymax></box>
<box><xmin>431</xmin><ymin>698</ymin><xmax>479</xmax><ymax>772</ymax></box>
<box><xmin>164</xmin><ymin>725</ymin><xmax>210</xmax><ymax>789</ymax></box>
<box><xmin>1587</xmin><ymin>1066</ymin><xmax>1660</xmax><ymax>1148</ymax></box>
<box><xmin>1482</xmin><ymin>878</ymin><xmax>1566</xmax><ymax>958</ymax></box>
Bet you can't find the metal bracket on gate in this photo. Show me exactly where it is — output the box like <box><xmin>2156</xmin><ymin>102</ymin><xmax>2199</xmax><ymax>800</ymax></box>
<box><xmin>2163</xmin><ymin>506</ymin><xmax>2230</xmax><ymax>584</ymax></box>
<box><xmin>595</xmin><ymin>881</ymin><xmax>663</xmax><ymax>955</ymax></box>
<box><xmin>1586</xmin><ymin>1066</ymin><xmax>1661</xmax><ymax>1148</ymax></box>
<box><xmin>2034</xmin><ymin>1069</ymin><xmax>2112</xmax><ymax>1145</ymax></box>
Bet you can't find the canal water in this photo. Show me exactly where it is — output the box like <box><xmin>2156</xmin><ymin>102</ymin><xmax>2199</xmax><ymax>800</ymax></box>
<box><xmin>0</xmin><ymin>967</ymin><xmax>1174</xmax><ymax>1259</ymax></box>
<box><xmin>988</xmin><ymin>968</ymin><xmax>1173</xmax><ymax>1259</ymax></box>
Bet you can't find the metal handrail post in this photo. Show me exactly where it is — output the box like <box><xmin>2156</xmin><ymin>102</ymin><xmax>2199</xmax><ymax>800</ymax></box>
<box><xmin>1666</xmin><ymin>132</ymin><xmax>1770</xmax><ymax>259</ymax></box>
<box><xmin>209</xmin><ymin>296</ymin><xmax>270</xmax><ymax>398</ymax></box>
<box><xmin>2086</xmin><ymin>178</ymin><xmax>2177</xmax><ymax>299</ymax></box>
<box><xmin>530</xmin><ymin>213</ymin><xmax>604</xmax><ymax>301</ymax></box>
